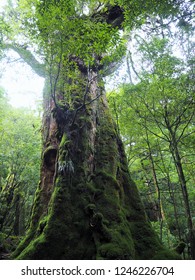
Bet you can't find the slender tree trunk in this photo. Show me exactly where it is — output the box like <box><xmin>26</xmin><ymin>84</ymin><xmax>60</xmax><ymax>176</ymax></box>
<box><xmin>163</xmin><ymin>105</ymin><xmax>195</xmax><ymax>259</ymax></box>
<box><xmin>157</xmin><ymin>141</ymin><xmax>182</xmax><ymax>242</ymax></box>
<box><xmin>13</xmin><ymin>192</ymin><xmax>25</xmax><ymax>236</ymax></box>
<box><xmin>13</xmin><ymin>193</ymin><xmax>20</xmax><ymax>236</ymax></box>
<box><xmin>165</xmin><ymin>121</ymin><xmax>194</xmax><ymax>258</ymax></box>
<box><xmin>0</xmin><ymin>175</ymin><xmax>16</xmax><ymax>231</ymax></box>
<box><xmin>12</xmin><ymin>67</ymin><xmax>180</xmax><ymax>260</ymax></box>
<box><xmin>170</xmin><ymin>143</ymin><xmax>195</xmax><ymax>259</ymax></box>
<box><xmin>144</xmin><ymin>130</ymin><xmax>165</xmax><ymax>241</ymax></box>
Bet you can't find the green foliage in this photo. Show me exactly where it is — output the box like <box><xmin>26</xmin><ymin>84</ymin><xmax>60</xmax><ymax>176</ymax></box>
<box><xmin>0</xmin><ymin>90</ymin><xmax>41</xmax><ymax>237</ymax></box>
<box><xmin>151</xmin><ymin>222</ymin><xmax>178</xmax><ymax>248</ymax></box>
<box><xmin>108</xmin><ymin>29</ymin><xmax>195</xmax><ymax>258</ymax></box>
<box><xmin>116</xmin><ymin>0</ymin><xmax>184</xmax><ymax>28</ymax></box>
<box><xmin>2</xmin><ymin>0</ymin><xmax>188</xmax><ymax>85</ymax></box>
<box><xmin>0</xmin><ymin>16</ymin><xmax>10</xmax><ymax>52</ymax></box>
<box><xmin>1</xmin><ymin>0</ymin><xmax>192</xmax><ymax>260</ymax></box>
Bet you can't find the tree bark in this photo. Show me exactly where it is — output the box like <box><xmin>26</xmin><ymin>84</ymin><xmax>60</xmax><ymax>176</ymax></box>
<box><xmin>144</xmin><ymin>129</ymin><xmax>165</xmax><ymax>242</ymax></box>
<box><xmin>12</xmin><ymin>64</ymin><xmax>180</xmax><ymax>260</ymax></box>
<box><xmin>170</xmin><ymin>142</ymin><xmax>195</xmax><ymax>259</ymax></box>
<box><xmin>157</xmin><ymin>140</ymin><xmax>182</xmax><ymax>242</ymax></box>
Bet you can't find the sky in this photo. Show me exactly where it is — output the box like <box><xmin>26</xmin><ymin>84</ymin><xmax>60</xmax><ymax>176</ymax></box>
<box><xmin>0</xmin><ymin>0</ymin><xmax>7</xmax><ymax>7</ymax></box>
<box><xmin>0</xmin><ymin>50</ymin><xmax>45</xmax><ymax>108</ymax></box>
<box><xmin>0</xmin><ymin>0</ymin><xmax>45</xmax><ymax>109</ymax></box>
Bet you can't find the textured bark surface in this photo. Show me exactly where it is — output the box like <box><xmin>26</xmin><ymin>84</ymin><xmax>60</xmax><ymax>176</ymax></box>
<box><xmin>12</xmin><ymin>70</ymin><xmax>180</xmax><ymax>260</ymax></box>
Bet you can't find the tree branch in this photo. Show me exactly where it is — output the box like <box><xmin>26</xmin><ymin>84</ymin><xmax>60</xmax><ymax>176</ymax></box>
<box><xmin>3</xmin><ymin>43</ymin><xmax>46</xmax><ymax>77</ymax></box>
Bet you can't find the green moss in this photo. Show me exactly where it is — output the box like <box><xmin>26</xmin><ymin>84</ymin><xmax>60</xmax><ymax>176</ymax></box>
<box><xmin>94</xmin><ymin>108</ymin><xmax>119</xmax><ymax>175</ymax></box>
<box><xmin>152</xmin><ymin>249</ymin><xmax>181</xmax><ymax>260</ymax></box>
<box><xmin>98</xmin><ymin>243</ymin><xmax>127</xmax><ymax>259</ymax></box>
<box><xmin>13</xmin><ymin>86</ymin><xmax>180</xmax><ymax>260</ymax></box>
<box><xmin>98</xmin><ymin>219</ymin><xmax>135</xmax><ymax>260</ymax></box>
<box><xmin>85</xmin><ymin>203</ymin><xmax>96</xmax><ymax>215</ymax></box>
<box><xmin>15</xmin><ymin>175</ymin><xmax>95</xmax><ymax>259</ymax></box>
<box><xmin>37</xmin><ymin>215</ymin><xmax>49</xmax><ymax>234</ymax></box>
<box><xmin>16</xmin><ymin>234</ymin><xmax>47</xmax><ymax>260</ymax></box>
<box><xmin>96</xmin><ymin>171</ymin><xmax>120</xmax><ymax>190</ymax></box>
<box><xmin>98</xmin><ymin>236</ymin><xmax>133</xmax><ymax>259</ymax></box>
<box><xmin>59</xmin><ymin>133</ymin><xmax>69</xmax><ymax>149</ymax></box>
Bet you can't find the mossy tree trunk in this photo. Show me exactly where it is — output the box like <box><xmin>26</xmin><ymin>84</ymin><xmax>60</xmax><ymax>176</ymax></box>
<box><xmin>12</xmin><ymin>64</ymin><xmax>180</xmax><ymax>260</ymax></box>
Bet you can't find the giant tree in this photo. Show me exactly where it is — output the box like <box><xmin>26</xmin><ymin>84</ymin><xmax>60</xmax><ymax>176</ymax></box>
<box><xmin>1</xmin><ymin>0</ymin><xmax>187</xmax><ymax>259</ymax></box>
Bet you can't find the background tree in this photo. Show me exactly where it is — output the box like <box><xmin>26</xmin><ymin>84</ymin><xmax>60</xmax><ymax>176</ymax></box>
<box><xmin>0</xmin><ymin>90</ymin><xmax>41</xmax><ymax>238</ymax></box>
<box><xmin>109</xmin><ymin>31</ymin><xmax>195</xmax><ymax>258</ymax></box>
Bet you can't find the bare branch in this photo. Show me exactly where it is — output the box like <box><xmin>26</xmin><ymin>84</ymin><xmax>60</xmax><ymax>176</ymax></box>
<box><xmin>127</xmin><ymin>50</ymin><xmax>142</xmax><ymax>81</ymax></box>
